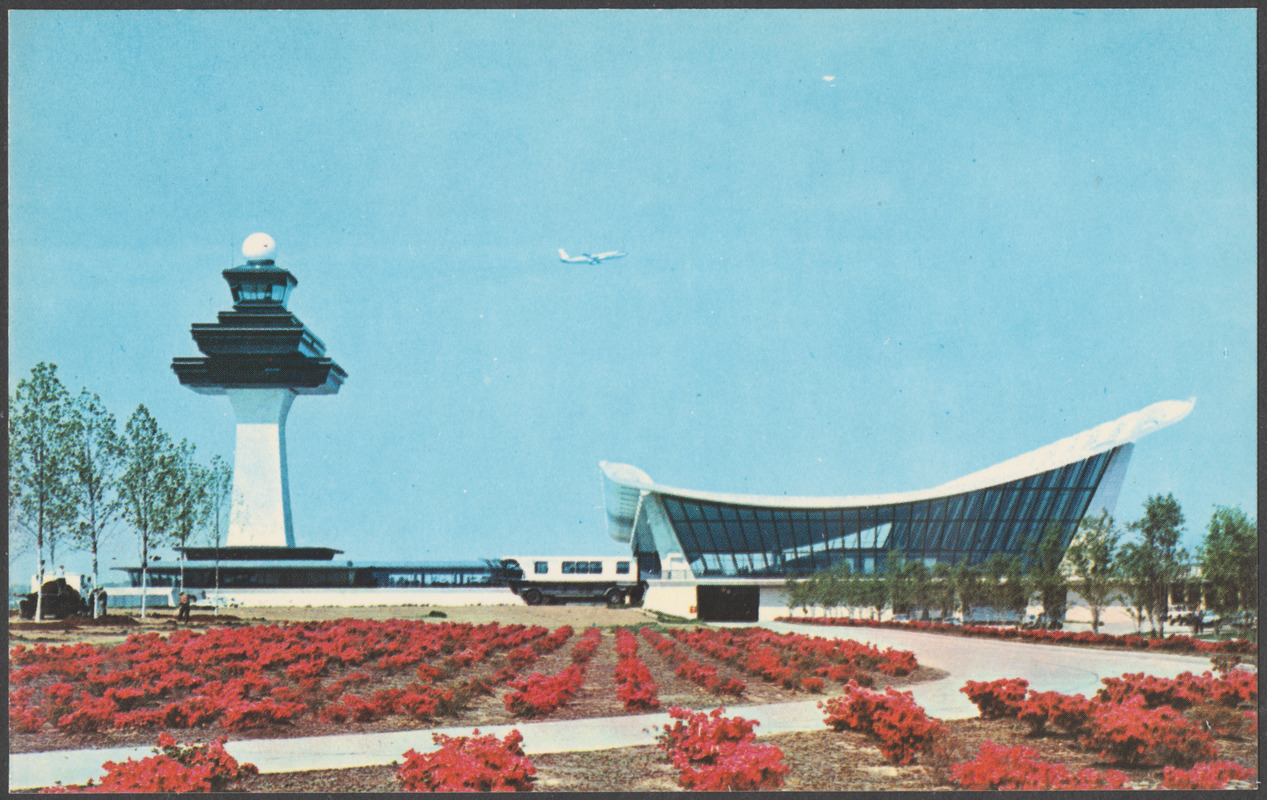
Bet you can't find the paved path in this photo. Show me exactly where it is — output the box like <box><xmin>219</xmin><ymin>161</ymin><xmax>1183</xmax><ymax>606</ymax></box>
<box><xmin>761</xmin><ymin>620</ymin><xmax>1221</xmax><ymax>720</ymax></box>
<box><xmin>8</xmin><ymin>622</ymin><xmax>1224</xmax><ymax>791</ymax></box>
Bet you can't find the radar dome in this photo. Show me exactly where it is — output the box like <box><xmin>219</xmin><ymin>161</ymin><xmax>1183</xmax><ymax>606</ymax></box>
<box><xmin>242</xmin><ymin>233</ymin><xmax>277</xmax><ymax>261</ymax></box>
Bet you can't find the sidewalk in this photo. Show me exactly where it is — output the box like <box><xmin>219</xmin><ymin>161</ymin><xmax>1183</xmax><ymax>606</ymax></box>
<box><xmin>9</xmin><ymin>698</ymin><xmax>836</xmax><ymax>791</ymax></box>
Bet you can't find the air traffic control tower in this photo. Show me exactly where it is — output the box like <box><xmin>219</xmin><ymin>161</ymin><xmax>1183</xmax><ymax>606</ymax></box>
<box><xmin>172</xmin><ymin>233</ymin><xmax>347</xmax><ymax>551</ymax></box>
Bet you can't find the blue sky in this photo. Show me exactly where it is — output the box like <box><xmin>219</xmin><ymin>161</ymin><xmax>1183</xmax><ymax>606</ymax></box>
<box><xmin>9</xmin><ymin>10</ymin><xmax>1256</xmax><ymax>581</ymax></box>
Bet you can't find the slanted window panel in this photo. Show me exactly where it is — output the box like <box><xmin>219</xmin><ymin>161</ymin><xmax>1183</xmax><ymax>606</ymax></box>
<box><xmin>702</xmin><ymin>503</ymin><xmax>722</xmax><ymax>521</ymax></box>
<box><xmin>684</xmin><ymin>501</ymin><xmax>706</xmax><ymax>522</ymax></box>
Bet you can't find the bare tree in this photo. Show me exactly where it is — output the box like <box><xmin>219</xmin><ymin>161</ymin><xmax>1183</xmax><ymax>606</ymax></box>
<box><xmin>67</xmin><ymin>389</ymin><xmax>125</xmax><ymax>587</ymax></box>
<box><xmin>9</xmin><ymin>363</ymin><xmax>78</xmax><ymax>620</ymax></box>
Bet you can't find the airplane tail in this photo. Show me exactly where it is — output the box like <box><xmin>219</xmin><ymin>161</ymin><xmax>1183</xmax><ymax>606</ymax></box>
<box><xmin>558</xmin><ymin>249</ymin><xmax>570</xmax><ymax>260</ymax></box>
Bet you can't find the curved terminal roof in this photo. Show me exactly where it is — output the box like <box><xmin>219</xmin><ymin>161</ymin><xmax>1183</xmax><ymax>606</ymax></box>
<box><xmin>601</xmin><ymin>398</ymin><xmax>1193</xmax><ymax>510</ymax></box>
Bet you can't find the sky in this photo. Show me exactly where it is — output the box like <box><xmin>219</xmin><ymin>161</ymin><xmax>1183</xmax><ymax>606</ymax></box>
<box><xmin>8</xmin><ymin>10</ymin><xmax>1257</xmax><ymax>584</ymax></box>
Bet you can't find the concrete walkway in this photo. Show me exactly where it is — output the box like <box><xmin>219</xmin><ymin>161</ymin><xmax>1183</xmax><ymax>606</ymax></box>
<box><xmin>8</xmin><ymin>621</ymin><xmax>1227</xmax><ymax>791</ymax></box>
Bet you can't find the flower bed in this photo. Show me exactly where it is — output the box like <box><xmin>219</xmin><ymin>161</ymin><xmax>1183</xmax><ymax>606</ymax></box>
<box><xmin>950</xmin><ymin>740</ymin><xmax>1130</xmax><ymax>790</ymax></box>
<box><xmin>778</xmin><ymin>615</ymin><xmax>1254</xmax><ymax>655</ymax></box>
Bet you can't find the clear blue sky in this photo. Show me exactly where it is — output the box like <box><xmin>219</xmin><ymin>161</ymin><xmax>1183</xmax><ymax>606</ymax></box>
<box><xmin>9</xmin><ymin>10</ymin><xmax>1256</xmax><ymax>583</ymax></box>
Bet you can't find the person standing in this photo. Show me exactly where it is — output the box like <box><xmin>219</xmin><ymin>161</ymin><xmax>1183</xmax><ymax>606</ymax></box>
<box><xmin>176</xmin><ymin>590</ymin><xmax>192</xmax><ymax>623</ymax></box>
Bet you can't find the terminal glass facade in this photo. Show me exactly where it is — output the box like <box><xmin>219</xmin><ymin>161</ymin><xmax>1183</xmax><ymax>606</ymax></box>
<box><xmin>636</xmin><ymin>447</ymin><xmax>1119</xmax><ymax>578</ymax></box>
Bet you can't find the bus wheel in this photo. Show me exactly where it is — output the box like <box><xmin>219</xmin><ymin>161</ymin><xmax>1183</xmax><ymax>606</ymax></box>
<box><xmin>521</xmin><ymin>588</ymin><xmax>542</xmax><ymax>606</ymax></box>
<box><xmin>605</xmin><ymin>589</ymin><xmax>625</xmax><ymax>607</ymax></box>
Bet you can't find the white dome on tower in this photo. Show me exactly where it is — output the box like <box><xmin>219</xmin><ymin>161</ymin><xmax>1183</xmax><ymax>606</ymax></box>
<box><xmin>242</xmin><ymin>233</ymin><xmax>277</xmax><ymax>262</ymax></box>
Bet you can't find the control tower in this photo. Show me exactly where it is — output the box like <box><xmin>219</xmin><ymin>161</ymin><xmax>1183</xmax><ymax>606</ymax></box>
<box><xmin>172</xmin><ymin>233</ymin><xmax>347</xmax><ymax>549</ymax></box>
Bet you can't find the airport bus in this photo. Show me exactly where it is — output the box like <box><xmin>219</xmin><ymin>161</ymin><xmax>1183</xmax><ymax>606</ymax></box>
<box><xmin>499</xmin><ymin>556</ymin><xmax>645</xmax><ymax>606</ymax></box>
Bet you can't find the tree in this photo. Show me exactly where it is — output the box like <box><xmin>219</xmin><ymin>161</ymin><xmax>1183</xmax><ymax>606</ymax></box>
<box><xmin>980</xmin><ymin>554</ymin><xmax>1010</xmax><ymax>620</ymax></box>
<box><xmin>864</xmin><ymin>577</ymin><xmax>888</xmax><ymax>620</ymax></box>
<box><xmin>1026</xmin><ymin>525</ymin><xmax>1070</xmax><ymax>626</ymax></box>
<box><xmin>951</xmin><ymin>559</ymin><xmax>982</xmax><ymax>620</ymax></box>
<box><xmin>119</xmin><ymin>405</ymin><xmax>180</xmax><ymax>618</ymax></box>
<box><xmin>1122</xmin><ymin>494</ymin><xmax>1187</xmax><ymax>636</ymax></box>
<box><xmin>784</xmin><ymin>575</ymin><xmax>810</xmax><ymax>617</ymax></box>
<box><xmin>905</xmin><ymin>560</ymin><xmax>931</xmax><ymax>620</ymax></box>
<box><xmin>929</xmin><ymin>561</ymin><xmax>956</xmax><ymax>620</ymax></box>
<box><xmin>1064</xmin><ymin>511</ymin><xmax>1121</xmax><ymax>634</ymax></box>
<box><xmin>1115</xmin><ymin>542</ymin><xmax>1150</xmax><ymax>634</ymax></box>
<box><xmin>66</xmin><ymin>389</ymin><xmax>125</xmax><ymax>588</ymax></box>
<box><xmin>8</xmin><ymin>363</ymin><xmax>78</xmax><ymax>620</ymax></box>
<box><xmin>1199</xmin><ymin>505</ymin><xmax>1257</xmax><ymax>635</ymax></box>
<box><xmin>884</xmin><ymin>550</ymin><xmax>909</xmax><ymax>617</ymax></box>
<box><xmin>167</xmin><ymin>440</ymin><xmax>211</xmax><ymax>593</ymax></box>
<box><xmin>999</xmin><ymin>557</ymin><xmax>1029</xmax><ymax>624</ymax></box>
<box><xmin>201</xmin><ymin>455</ymin><xmax>232</xmax><ymax>613</ymax></box>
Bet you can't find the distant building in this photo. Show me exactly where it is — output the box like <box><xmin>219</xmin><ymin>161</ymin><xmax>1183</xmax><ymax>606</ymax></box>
<box><xmin>601</xmin><ymin>400</ymin><xmax>1193</xmax><ymax>620</ymax></box>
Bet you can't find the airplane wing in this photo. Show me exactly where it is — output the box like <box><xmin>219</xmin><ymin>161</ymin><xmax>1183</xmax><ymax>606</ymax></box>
<box><xmin>591</xmin><ymin>251</ymin><xmax>627</xmax><ymax>261</ymax></box>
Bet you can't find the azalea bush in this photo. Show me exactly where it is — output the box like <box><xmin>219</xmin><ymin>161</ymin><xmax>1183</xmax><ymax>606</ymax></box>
<box><xmin>1080</xmin><ymin>695</ymin><xmax>1218</xmax><ymax>767</ymax></box>
<box><xmin>1016</xmin><ymin>690</ymin><xmax>1094</xmax><ymax>736</ymax></box>
<box><xmin>656</xmin><ymin>706</ymin><xmax>788</xmax><ymax>791</ymax></box>
<box><xmin>612</xmin><ymin>629</ymin><xmax>660</xmax><ymax>710</ymax></box>
<box><xmin>397</xmin><ymin>729</ymin><xmax>536</xmax><ymax>792</ymax></box>
<box><xmin>503</xmin><ymin>666</ymin><xmax>586</xmax><ymax>718</ymax></box>
<box><xmin>960</xmin><ymin>677</ymin><xmax>1029</xmax><ymax>720</ymax></box>
<box><xmin>950</xmin><ymin>741</ymin><xmax>1130</xmax><ymax>790</ymax></box>
<box><xmin>1160</xmin><ymin>760</ymin><xmax>1256</xmax><ymax>790</ymax></box>
<box><xmin>820</xmin><ymin>681</ymin><xmax>946</xmax><ymax>765</ymax></box>
<box><xmin>42</xmin><ymin>734</ymin><xmax>258</xmax><ymax>793</ymax></box>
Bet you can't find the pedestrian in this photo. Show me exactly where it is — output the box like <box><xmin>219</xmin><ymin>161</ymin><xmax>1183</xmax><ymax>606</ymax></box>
<box><xmin>177</xmin><ymin>590</ymin><xmax>192</xmax><ymax>623</ymax></box>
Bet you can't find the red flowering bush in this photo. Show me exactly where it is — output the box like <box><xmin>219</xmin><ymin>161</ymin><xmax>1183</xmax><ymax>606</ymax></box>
<box><xmin>800</xmin><ymin>676</ymin><xmax>825</xmax><ymax>693</ymax></box>
<box><xmin>55</xmin><ymin>693</ymin><xmax>118</xmax><ymax>734</ymax></box>
<box><xmin>504</xmin><ymin>666</ymin><xmax>586</xmax><ymax>717</ymax></box>
<box><xmin>960</xmin><ymin>677</ymin><xmax>1029</xmax><ymax>719</ymax></box>
<box><xmin>951</xmin><ymin>741</ymin><xmax>1130</xmax><ymax>790</ymax></box>
<box><xmin>818</xmin><ymin>662</ymin><xmax>874</xmax><ymax>687</ymax></box>
<box><xmin>820</xmin><ymin>682</ymin><xmax>946</xmax><ymax>764</ymax></box>
<box><xmin>1016</xmin><ymin>691</ymin><xmax>1094</xmax><ymax>736</ymax></box>
<box><xmin>218</xmin><ymin>698</ymin><xmax>306</xmax><ymax>731</ymax></box>
<box><xmin>397</xmin><ymin>729</ymin><xmax>535</xmax><ymax>792</ymax></box>
<box><xmin>656</xmin><ymin>706</ymin><xmax>789</xmax><ymax>790</ymax></box>
<box><xmin>569</xmin><ymin>627</ymin><xmax>602</xmax><ymax>664</ymax></box>
<box><xmin>1080</xmin><ymin>695</ymin><xmax>1217</xmax><ymax>767</ymax></box>
<box><xmin>611</xmin><ymin>630</ymin><xmax>660</xmax><ymax>710</ymax></box>
<box><xmin>1160</xmin><ymin>760</ymin><xmax>1256</xmax><ymax>790</ymax></box>
<box><xmin>318</xmin><ymin>693</ymin><xmax>380</xmax><ymax>724</ymax></box>
<box><xmin>43</xmin><ymin>734</ymin><xmax>258</xmax><ymax>792</ymax></box>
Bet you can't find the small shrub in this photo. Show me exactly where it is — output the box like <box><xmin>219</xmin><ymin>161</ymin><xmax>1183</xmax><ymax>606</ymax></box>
<box><xmin>1080</xmin><ymin>695</ymin><xmax>1217</xmax><ymax>767</ymax></box>
<box><xmin>397</xmin><ymin>729</ymin><xmax>535</xmax><ymax>792</ymax></box>
<box><xmin>1161</xmin><ymin>760</ymin><xmax>1256</xmax><ymax>790</ymax></box>
<box><xmin>960</xmin><ymin>677</ymin><xmax>1028</xmax><ymax>719</ymax></box>
<box><xmin>951</xmin><ymin>741</ymin><xmax>1130</xmax><ymax>790</ymax></box>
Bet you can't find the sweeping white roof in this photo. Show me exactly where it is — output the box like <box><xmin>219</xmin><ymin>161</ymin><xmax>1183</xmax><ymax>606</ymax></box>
<box><xmin>600</xmin><ymin>398</ymin><xmax>1194</xmax><ymax>510</ymax></box>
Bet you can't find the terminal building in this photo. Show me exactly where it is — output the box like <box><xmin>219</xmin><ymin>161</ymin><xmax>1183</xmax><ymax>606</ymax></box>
<box><xmin>601</xmin><ymin>399</ymin><xmax>1194</xmax><ymax>621</ymax></box>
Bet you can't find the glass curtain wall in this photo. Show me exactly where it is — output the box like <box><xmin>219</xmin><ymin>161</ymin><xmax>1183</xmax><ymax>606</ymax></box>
<box><xmin>657</xmin><ymin>447</ymin><xmax>1118</xmax><ymax>578</ymax></box>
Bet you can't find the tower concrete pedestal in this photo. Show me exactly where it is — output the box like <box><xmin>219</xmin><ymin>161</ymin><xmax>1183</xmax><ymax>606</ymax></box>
<box><xmin>173</xmin><ymin>233</ymin><xmax>346</xmax><ymax>551</ymax></box>
<box><xmin>226</xmin><ymin>388</ymin><xmax>296</xmax><ymax>548</ymax></box>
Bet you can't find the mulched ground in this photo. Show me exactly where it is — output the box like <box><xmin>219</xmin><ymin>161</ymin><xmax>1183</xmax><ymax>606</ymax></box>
<box><xmin>12</xmin><ymin>618</ymin><xmax>1257</xmax><ymax>791</ymax></box>
<box><xmin>9</xmin><ymin>624</ymin><xmax>942</xmax><ymax>755</ymax></box>
<box><xmin>244</xmin><ymin>714</ymin><xmax>1259</xmax><ymax>792</ymax></box>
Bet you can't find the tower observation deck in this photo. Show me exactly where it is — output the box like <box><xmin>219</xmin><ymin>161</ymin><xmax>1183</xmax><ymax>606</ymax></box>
<box><xmin>172</xmin><ymin>234</ymin><xmax>347</xmax><ymax>549</ymax></box>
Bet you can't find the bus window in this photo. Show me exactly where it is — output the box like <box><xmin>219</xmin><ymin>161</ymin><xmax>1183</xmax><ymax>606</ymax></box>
<box><xmin>534</xmin><ymin>561</ymin><xmax>548</xmax><ymax>574</ymax></box>
<box><xmin>589</xmin><ymin>561</ymin><xmax>602</xmax><ymax>574</ymax></box>
<box><xmin>616</xmin><ymin>561</ymin><xmax>630</xmax><ymax>575</ymax></box>
<box><xmin>562</xmin><ymin>561</ymin><xmax>576</xmax><ymax>574</ymax></box>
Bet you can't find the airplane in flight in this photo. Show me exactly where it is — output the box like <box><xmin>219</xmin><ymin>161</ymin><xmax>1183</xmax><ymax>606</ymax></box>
<box><xmin>559</xmin><ymin>248</ymin><xmax>626</xmax><ymax>265</ymax></box>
